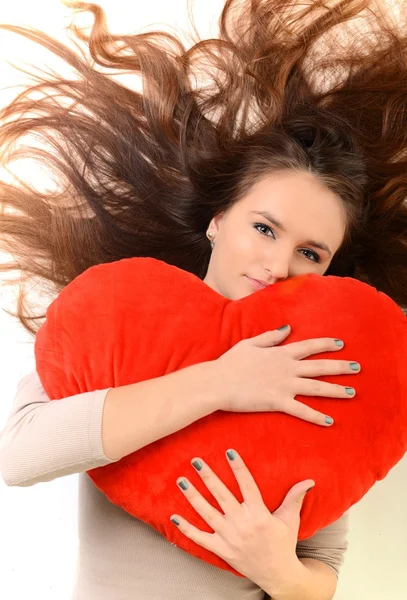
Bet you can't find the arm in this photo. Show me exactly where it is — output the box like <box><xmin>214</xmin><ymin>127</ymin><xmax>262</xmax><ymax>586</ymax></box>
<box><xmin>0</xmin><ymin>360</ymin><xmax>219</xmax><ymax>486</ymax></box>
<box><xmin>267</xmin><ymin>558</ymin><xmax>337</xmax><ymax>600</ymax></box>
<box><xmin>0</xmin><ymin>371</ymin><xmax>114</xmax><ymax>486</ymax></box>
<box><xmin>295</xmin><ymin>510</ymin><xmax>349</xmax><ymax>580</ymax></box>
<box><xmin>0</xmin><ymin>330</ymin><xmax>354</xmax><ymax>487</ymax></box>
<box><xmin>101</xmin><ymin>359</ymin><xmax>219</xmax><ymax>460</ymax></box>
<box><xmin>265</xmin><ymin>512</ymin><xmax>350</xmax><ymax>600</ymax></box>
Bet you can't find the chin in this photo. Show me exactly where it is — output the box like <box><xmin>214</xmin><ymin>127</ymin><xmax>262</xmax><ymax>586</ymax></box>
<box><xmin>217</xmin><ymin>285</ymin><xmax>242</xmax><ymax>301</ymax></box>
<box><xmin>208</xmin><ymin>277</ymin><xmax>250</xmax><ymax>301</ymax></box>
<box><xmin>228</xmin><ymin>287</ymin><xmax>252</xmax><ymax>301</ymax></box>
<box><xmin>226</xmin><ymin>278</ymin><xmax>257</xmax><ymax>301</ymax></box>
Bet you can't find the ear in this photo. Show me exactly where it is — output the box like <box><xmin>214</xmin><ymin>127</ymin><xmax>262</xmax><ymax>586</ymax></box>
<box><xmin>208</xmin><ymin>212</ymin><xmax>225</xmax><ymax>235</ymax></box>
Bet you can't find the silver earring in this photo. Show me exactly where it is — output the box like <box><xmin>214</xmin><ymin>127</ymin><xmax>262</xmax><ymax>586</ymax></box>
<box><xmin>207</xmin><ymin>231</ymin><xmax>215</xmax><ymax>250</ymax></box>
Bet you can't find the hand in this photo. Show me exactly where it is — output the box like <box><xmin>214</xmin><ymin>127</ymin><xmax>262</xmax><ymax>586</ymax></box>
<box><xmin>213</xmin><ymin>325</ymin><xmax>360</xmax><ymax>426</ymax></box>
<box><xmin>170</xmin><ymin>448</ymin><xmax>312</xmax><ymax>591</ymax></box>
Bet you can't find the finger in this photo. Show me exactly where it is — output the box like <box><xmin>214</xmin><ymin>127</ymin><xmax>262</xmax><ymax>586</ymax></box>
<box><xmin>176</xmin><ymin>477</ymin><xmax>227</xmax><ymax>533</ymax></box>
<box><xmin>277</xmin><ymin>398</ymin><xmax>335</xmax><ymax>427</ymax></box>
<box><xmin>296</xmin><ymin>379</ymin><xmax>356</xmax><ymax>399</ymax></box>
<box><xmin>296</xmin><ymin>359</ymin><xmax>361</xmax><ymax>378</ymax></box>
<box><xmin>283</xmin><ymin>480</ymin><xmax>315</xmax><ymax>509</ymax></box>
<box><xmin>286</xmin><ymin>338</ymin><xmax>345</xmax><ymax>360</ymax></box>
<box><xmin>250</xmin><ymin>325</ymin><xmax>291</xmax><ymax>348</ymax></box>
<box><xmin>225</xmin><ymin>449</ymin><xmax>264</xmax><ymax>508</ymax></box>
<box><xmin>170</xmin><ymin>514</ymin><xmax>216</xmax><ymax>551</ymax></box>
<box><xmin>273</xmin><ymin>480</ymin><xmax>315</xmax><ymax>525</ymax></box>
<box><xmin>190</xmin><ymin>458</ymin><xmax>242</xmax><ymax>517</ymax></box>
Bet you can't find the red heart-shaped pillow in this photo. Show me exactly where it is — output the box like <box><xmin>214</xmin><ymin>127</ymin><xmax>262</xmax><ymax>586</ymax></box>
<box><xmin>35</xmin><ymin>257</ymin><xmax>407</xmax><ymax>574</ymax></box>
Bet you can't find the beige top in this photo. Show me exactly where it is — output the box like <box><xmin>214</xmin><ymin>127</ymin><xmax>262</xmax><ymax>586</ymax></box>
<box><xmin>0</xmin><ymin>371</ymin><xmax>349</xmax><ymax>600</ymax></box>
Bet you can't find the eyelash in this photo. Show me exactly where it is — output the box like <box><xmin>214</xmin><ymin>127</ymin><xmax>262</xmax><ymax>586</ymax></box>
<box><xmin>253</xmin><ymin>223</ymin><xmax>321</xmax><ymax>264</ymax></box>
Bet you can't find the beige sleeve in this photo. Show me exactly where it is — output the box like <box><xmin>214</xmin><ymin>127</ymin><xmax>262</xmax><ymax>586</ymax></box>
<box><xmin>296</xmin><ymin>511</ymin><xmax>350</xmax><ymax>578</ymax></box>
<box><xmin>0</xmin><ymin>371</ymin><xmax>119</xmax><ymax>487</ymax></box>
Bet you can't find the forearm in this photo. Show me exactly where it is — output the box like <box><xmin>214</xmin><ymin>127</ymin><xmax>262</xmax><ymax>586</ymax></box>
<box><xmin>102</xmin><ymin>360</ymin><xmax>220</xmax><ymax>460</ymax></box>
<box><xmin>0</xmin><ymin>379</ymin><xmax>114</xmax><ymax>486</ymax></box>
<box><xmin>0</xmin><ymin>362</ymin><xmax>220</xmax><ymax>486</ymax></box>
<box><xmin>265</xmin><ymin>558</ymin><xmax>337</xmax><ymax>600</ymax></box>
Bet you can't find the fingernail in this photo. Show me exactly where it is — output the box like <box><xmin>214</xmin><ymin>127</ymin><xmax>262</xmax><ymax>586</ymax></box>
<box><xmin>192</xmin><ymin>459</ymin><xmax>203</xmax><ymax>471</ymax></box>
<box><xmin>350</xmin><ymin>362</ymin><xmax>360</xmax><ymax>371</ymax></box>
<box><xmin>335</xmin><ymin>339</ymin><xmax>344</xmax><ymax>347</ymax></box>
<box><xmin>171</xmin><ymin>517</ymin><xmax>180</xmax><ymax>526</ymax></box>
<box><xmin>345</xmin><ymin>387</ymin><xmax>355</xmax><ymax>396</ymax></box>
<box><xmin>177</xmin><ymin>479</ymin><xmax>188</xmax><ymax>490</ymax></box>
<box><xmin>306</xmin><ymin>486</ymin><xmax>315</xmax><ymax>493</ymax></box>
<box><xmin>278</xmin><ymin>325</ymin><xmax>289</xmax><ymax>331</ymax></box>
<box><xmin>325</xmin><ymin>416</ymin><xmax>334</xmax><ymax>425</ymax></box>
<box><xmin>226</xmin><ymin>449</ymin><xmax>237</xmax><ymax>461</ymax></box>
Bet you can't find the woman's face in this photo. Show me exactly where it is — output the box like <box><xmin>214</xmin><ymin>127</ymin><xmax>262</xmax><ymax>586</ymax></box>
<box><xmin>203</xmin><ymin>170</ymin><xmax>347</xmax><ymax>300</ymax></box>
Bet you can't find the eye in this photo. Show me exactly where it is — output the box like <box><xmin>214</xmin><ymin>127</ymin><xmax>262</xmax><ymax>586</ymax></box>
<box><xmin>254</xmin><ymin>223</ymin><xmax>276</xmax><ymax>238</ymax></box>
<box><xmin>299</xmin><ymin>248</ymin><xmax>321</xmax><ymax>263</ymax></box>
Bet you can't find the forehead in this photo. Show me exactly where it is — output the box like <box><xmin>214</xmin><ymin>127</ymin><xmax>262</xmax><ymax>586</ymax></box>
<box><xmin>235</xmin><ymin>171</ymin><xmax>347</xmax><ymax>250</ymax></box>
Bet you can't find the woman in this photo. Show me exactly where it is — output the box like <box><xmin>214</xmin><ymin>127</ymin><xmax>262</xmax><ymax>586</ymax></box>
<box><xmin>0</xmin><ymin>1</ymin><xmax>407</xmax><ymax>599</ymax></box>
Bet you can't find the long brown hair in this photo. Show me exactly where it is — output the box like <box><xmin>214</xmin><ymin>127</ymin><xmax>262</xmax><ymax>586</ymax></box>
<box><xmin>1</xmin><ymin>0</ymin><xmax>406</xmax><ymax>335</ymax></box>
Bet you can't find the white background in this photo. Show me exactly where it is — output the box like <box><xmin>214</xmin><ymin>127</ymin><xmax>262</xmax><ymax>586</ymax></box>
<box><xmin>0</xmin><ymin>1</ymin><xmax>406</xmax><ymax>599</ymax></box>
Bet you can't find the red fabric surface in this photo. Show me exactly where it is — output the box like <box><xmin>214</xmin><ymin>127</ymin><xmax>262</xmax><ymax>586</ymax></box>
<box><xmin>35</xmin><ymin>257</ymin><xmax>407</xmax><ymax>574</ymax></box>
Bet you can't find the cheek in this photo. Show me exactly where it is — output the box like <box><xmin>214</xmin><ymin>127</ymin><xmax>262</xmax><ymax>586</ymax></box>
<box><xmin>219</xmin><ymin>230</ymin><xmax>253</xmax><ymax>265</ymax></box>
<box><xmin>292</xmin><ymin>257</ymin><xmax>327</xmax><ymax>277</ymax></box>
<box><xmin>213</xmin><ymin>227</ymin><xmax>260</xmax><ymax>283</ymax></box>
<box><xmin>231</xmin><ymin>229</ymin><xmax>257</xmax><ymax>257</ymax></box>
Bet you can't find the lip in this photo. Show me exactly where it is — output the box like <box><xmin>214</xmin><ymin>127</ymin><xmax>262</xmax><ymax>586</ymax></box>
<box><xmin>245</xmin><ymin>276</ymin><xmax>271</xmax><ymax>291</ymax></box>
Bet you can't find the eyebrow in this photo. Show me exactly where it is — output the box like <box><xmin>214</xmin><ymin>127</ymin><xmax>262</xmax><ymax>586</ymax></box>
<box><xmin>250</xmin><ymin>210</ymin><xmax>332</xmax><ymax>257</ymax></box>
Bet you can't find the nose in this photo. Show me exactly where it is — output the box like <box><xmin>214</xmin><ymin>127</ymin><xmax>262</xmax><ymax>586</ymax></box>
<box><xmin>264</xmin><ymin>252</ymin><xmax>291</xmax><ymax>282</ymax></box>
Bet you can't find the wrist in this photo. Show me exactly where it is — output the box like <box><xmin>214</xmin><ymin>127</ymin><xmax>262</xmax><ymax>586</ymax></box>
<box><xmin>192</xmin><ymin>359</ymin><xmax>223</xmax><ymax>412</ymax></box>
<box><xmin>264</xmin><ymin>558</ymin><xmax>337</xmax><ymax>600</ymax></box>
<box><xmin>260</xmin><ymin>558</ymin><xmax>307</xmax><ymax>600</ymax></box>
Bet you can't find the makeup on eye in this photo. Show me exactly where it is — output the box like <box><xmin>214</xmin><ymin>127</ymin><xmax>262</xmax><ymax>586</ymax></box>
<box><xmin>250</xmin><ymin>209</ymin><xmax>333</xmax><ymax>256</ymax></box>
<box><xmin>253</xmin><ymin>223</ymin><xmax>276</xmax><ymax>238</ymax></box>
<box><xmin>299</xmin><ymin>248</ymin><xmax>321</xmax><ymax>263</ymax></box>
<box><xmin>253</xmin><ymin>222</ymin><xmax>321</xmax><ymax>263</ymax></box>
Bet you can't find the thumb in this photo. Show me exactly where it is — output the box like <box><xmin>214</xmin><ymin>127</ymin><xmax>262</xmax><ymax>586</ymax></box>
<box><xmin>296</xmin><ymin>481</ymin><xmax>315</xmax><ymax>509</ymax></box>
<box><xmin>273</xmin><ymin>480</ymin><xmax>315</xmax><ymax>523</ymax></box>
<box><xmin>252</xmin><ymin>325</ymin><xmax>291</xmax><ymax>348</ymax></box>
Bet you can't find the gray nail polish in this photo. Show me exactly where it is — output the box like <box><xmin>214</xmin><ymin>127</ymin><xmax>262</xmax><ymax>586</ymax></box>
<box><xmin>178</xmin><ymin>480</ymin><xmax>188</xmax><ymax>490</ymax></box>
<box><xmin>345</xmin><ymin>387</ymin><xmax>355</xmax><ymax>396</ymax></box>
<box><xmin>325</xmin><ymin>416</ymin><xmax>334</xmax><ymax>425</ymax></box>
<box><xmin>226</xmin><ymin>449</ymin><xmax>237</xmax><ymax>461</ymax></box>
<box><xmin>278</xmin><ymin>324</ymin><xmax>289</xmax><ymax>331</ymax></box>
<box><xmin>350</xmin><ymin>362</ymin><xmax>360</xmax><ymax>371</ymax></box>
<box><xmin>335</xmin><ymin>339</ymin><xmax>344</xmax><ymax>347</ymax></box>
<box><xmin>192</xmin><ymin>460</ymin><xmax>203</xmax><ymax>471</ymax></box>
<box><xmin>171</xmin><ymin>517</ymin><xmax>180</xmax><ymax>526</ymax></box>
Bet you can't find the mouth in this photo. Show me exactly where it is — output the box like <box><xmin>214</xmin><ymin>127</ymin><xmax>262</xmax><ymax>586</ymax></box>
<box><xmin>245</xmin><ymin>276</ymin><xmax>271</xmax><ymax>291</ymax></box>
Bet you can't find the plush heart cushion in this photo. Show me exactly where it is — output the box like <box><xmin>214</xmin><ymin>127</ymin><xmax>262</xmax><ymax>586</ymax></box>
<box><xmin>35</xmin><ymin>257</ymin><xmax>407</xmax><ymax>574</ymax></box>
